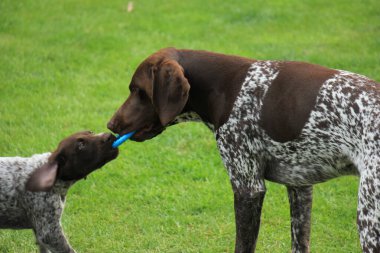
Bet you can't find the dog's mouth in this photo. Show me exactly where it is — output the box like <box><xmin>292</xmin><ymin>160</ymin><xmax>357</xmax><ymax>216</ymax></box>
<box><xmin>124</xmin><ymin>124</ymin><xmax>164</xmax><ymax>142</ymax></box>
<box><xmin>93</xmin><ymin>148</ymin><xmax>119</xmax><ymax>173</ymax></box>
<box><xmin>107</xmin><ymin>146</ymin><xmax>119</xmax><ymax>159</ymax></box>
<box><xmin>101</xmin><ymin>135</ymin><xmax>119</xmax><ymax>161</ymax></box>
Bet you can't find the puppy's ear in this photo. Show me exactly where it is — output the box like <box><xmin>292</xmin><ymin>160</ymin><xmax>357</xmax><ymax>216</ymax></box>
<box><xmin>152</xmin><ymin>60</ymin><xmax>190</xmax><ymax>126</ymax></box>
<box><xmin>25</xmin><ymin>155</ymin><xmax>59</xmax><ymax>192</ymax></box>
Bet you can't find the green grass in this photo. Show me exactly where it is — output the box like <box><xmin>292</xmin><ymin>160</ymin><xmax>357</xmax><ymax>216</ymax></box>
<box><xmin>0</xmin><ymin>0</ymin><xmax>379</xmax><ymax>252</ymax></box>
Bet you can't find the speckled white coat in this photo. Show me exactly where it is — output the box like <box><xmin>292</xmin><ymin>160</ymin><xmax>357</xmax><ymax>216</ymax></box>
<box><xmin>215</xmin><ymin>61</ymin><xmax>380</xmax><ymax>252</ymax></box>
<box><xmin>0</xmin><ymin>153</ymin><xmax>75</xmax><ymax>253</ymax></box>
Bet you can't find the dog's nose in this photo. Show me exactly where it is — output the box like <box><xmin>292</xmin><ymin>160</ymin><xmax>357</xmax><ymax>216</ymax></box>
<box><xmin>107</xmin><ymin>133</ymin><xmax>115</xmax><ymax>143</ymax></box>
<box><xmin>107</xmin><ymin>120</ymin><xmax>117</xmax><ymax>132</ymax></box>
<box><xmin>101</xmin><ymin>133</ymin><xmax>115</xmax><ymax>143</ymax></box>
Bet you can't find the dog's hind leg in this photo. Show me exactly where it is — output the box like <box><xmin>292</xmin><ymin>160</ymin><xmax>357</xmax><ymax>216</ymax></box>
<box><xmin>287</xmin><ymin>185</ymin><xmax>313</xmax><ymax>253</ymax></box>
<box><xmin>357</xmin><ymin>160</ymin><xmax>380</xmax><ymax>253</ymax></box>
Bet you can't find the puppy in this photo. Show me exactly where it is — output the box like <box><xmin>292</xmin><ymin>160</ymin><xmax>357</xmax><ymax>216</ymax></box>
<box><xmin>0</xmin><ymin>131</ymin><xmax>118</xmax><ymax>253</ymax></box>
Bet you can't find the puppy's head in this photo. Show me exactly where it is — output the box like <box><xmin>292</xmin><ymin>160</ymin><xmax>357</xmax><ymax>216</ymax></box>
<box><xmin>26</xmin><ymin>131</ymin><xmax>118</xmax><ymax>192</ymax></box>
<box><xmin>107</xmin><ymin>48</ymin><xmax>190</xmax><ymax>142</ymax></box>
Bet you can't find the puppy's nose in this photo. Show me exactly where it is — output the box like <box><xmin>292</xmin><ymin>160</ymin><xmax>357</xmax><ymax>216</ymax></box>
<box><xmin>102</xmin><ymin>133</ymin><xmax>115</xmax><ymax>143</ymax></box>
<box><xmin>108</xmin><ymin>133</ymin><xmax>115</xmax><ymax>143</ymax></box>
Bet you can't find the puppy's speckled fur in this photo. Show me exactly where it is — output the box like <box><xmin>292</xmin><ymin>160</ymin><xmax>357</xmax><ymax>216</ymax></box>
<box><xmin>0</xmin><ymin>154</ymin><xmax>75</xmax><ymax>253</ymax></box>
<box><xmin>0</xmin><ymin>132</ymin><xmax>117</xmax><ymax>253</ymax></box>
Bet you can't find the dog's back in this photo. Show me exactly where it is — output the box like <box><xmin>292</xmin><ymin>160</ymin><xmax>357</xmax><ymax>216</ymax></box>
<box><xmin>0</xmin><ymin>153</ymin><xmax>50</xmax><ymax>229</ymax></box>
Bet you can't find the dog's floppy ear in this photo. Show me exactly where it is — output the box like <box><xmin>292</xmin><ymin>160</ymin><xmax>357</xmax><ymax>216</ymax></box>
<box><xmin>152</xmin><ymin>59</ymin><xmax>190</xmax><ymax>126</ymax></box>
<box><xmin>25</xmin><ymin>155</ymin><xmax>59</xmax><ymax>192</ymax></box>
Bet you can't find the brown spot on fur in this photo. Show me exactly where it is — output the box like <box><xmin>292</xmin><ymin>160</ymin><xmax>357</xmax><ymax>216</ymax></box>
<box><xmin>259</xmin><ymin>61</ymin><xmax>338</xmax><ymax>142</ymax></box>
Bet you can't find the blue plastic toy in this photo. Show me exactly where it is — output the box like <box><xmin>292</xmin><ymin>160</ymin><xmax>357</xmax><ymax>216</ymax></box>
<box><xmin>112</xmin><ymin>131</ymin><xmax>136</xmax><ymax>148</ymax></box>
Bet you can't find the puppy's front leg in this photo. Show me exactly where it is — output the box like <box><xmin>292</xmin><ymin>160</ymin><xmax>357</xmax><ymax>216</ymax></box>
<box><xmin>32</xmin><ymin>212</ymin><xmax>75</xmax><ymax>253</ymax></box>
<box><xmin>35</xmin><ymin>236</ymin><xmax>49</xmax><ymax>253</ymax></box>
<box><xmin>26</xmin><ymin>194</ymin><xmax>76</xmax><ymax>253</ymax></box>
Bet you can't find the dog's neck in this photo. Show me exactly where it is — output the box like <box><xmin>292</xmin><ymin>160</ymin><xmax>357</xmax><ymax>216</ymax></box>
<box><xmin>52</xmin><ymin>179</ymin><xmax>75</xmax><ymax>195</ymax></box>
<box><xmin>176</xmin><ymin>49</ymin><xmax>255</xmax><ymax>129</ymax></box>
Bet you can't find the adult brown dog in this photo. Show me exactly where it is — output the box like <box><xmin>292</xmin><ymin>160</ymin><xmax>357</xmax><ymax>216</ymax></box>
<box><xmin>108</xmin><ymin>48</ymin><xmax>380</xmax><ymax>253</ymax></box>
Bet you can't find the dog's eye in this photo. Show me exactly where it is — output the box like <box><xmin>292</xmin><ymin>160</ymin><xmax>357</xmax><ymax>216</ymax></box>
<box><xmin>138</xmin><ymin>89</ymin><xmax>147</xmax><ymax>100</ymax></box>
<box><xmin>77</xmin><ymin>139</ymin><xmax>86</xmax><ymax>151</ymax></box>
<box><xmin>130</xmin><ymin>87</ymin><xmax>139</xmax><ymax>93</ymax></box>
<box><xmin>57</xmin><ymin>154</ymin><xmax>67</xmax><ymax>166</ymax></box>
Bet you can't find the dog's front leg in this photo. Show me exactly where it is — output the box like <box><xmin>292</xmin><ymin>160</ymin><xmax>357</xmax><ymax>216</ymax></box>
<box><xmin>287</xmin><ymin>185</ymin><xmax>313</xmax><ymax>253</ymax></box>
<box><xmin>26</xmin><ymin>194</ymin><xmax>75</xmax><ymax>253</ymax></box>
<box><xmin>234</xmin><ymin>190</ymin><xmax>265</xmax><ymax>253</ymax></box>
<box><xmin>32</xmin><ymin>214</ymin><xmax>75</xmax><ymax>253</ymax></box>
<box><xmin>216</xmin><ymin>130</ymin><xmax>266</xmax><ymax>252</ymax></box>
<box><xmin>34</xmin><ymin>233</ymin><xmax>49</xmax><ymax>253</ymax></box>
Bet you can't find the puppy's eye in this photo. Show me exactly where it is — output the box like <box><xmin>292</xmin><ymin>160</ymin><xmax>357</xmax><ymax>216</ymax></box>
<box><xmin>77</xmin><ymin>139</ymin><xmax>86</xmax><ymax>151</ymax></box>
<box><xmin>57</xmin><ymin>154</ymin><xmax>67</xmax><ymax>166</ymax></box>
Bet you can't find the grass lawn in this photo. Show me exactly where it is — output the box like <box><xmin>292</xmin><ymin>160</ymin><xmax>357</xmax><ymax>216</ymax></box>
<box><xmin>0</xmin><ymin>0</ymin><xmax>379</xmax><ymax>252</ymax></box>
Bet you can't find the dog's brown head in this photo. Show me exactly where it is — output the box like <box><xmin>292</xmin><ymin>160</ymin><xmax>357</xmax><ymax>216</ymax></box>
<box><xmin>26</xmin><ymin>131</ymin><xmax>118</xmax><ymax>192</ymax></box>
<box><xmin>107</xmin><ymin>48</ymin><xmax>190</xmax><ymax>142</ymax></box>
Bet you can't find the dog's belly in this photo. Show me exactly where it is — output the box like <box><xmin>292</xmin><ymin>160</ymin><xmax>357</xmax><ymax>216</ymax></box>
<box><xmin>264</xmin><ymin>156</ymin><xmax>359</xmax><ymax>186</ymax></box>
<box><xmin>262</xmin><ymin>123</ymin><xmax>360</xmax><ymax>186</ymax></box>
<box><xmin>0</xmin><ymin>207</ymin><xmax>31</xmax><ymax>229</ymax></box>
